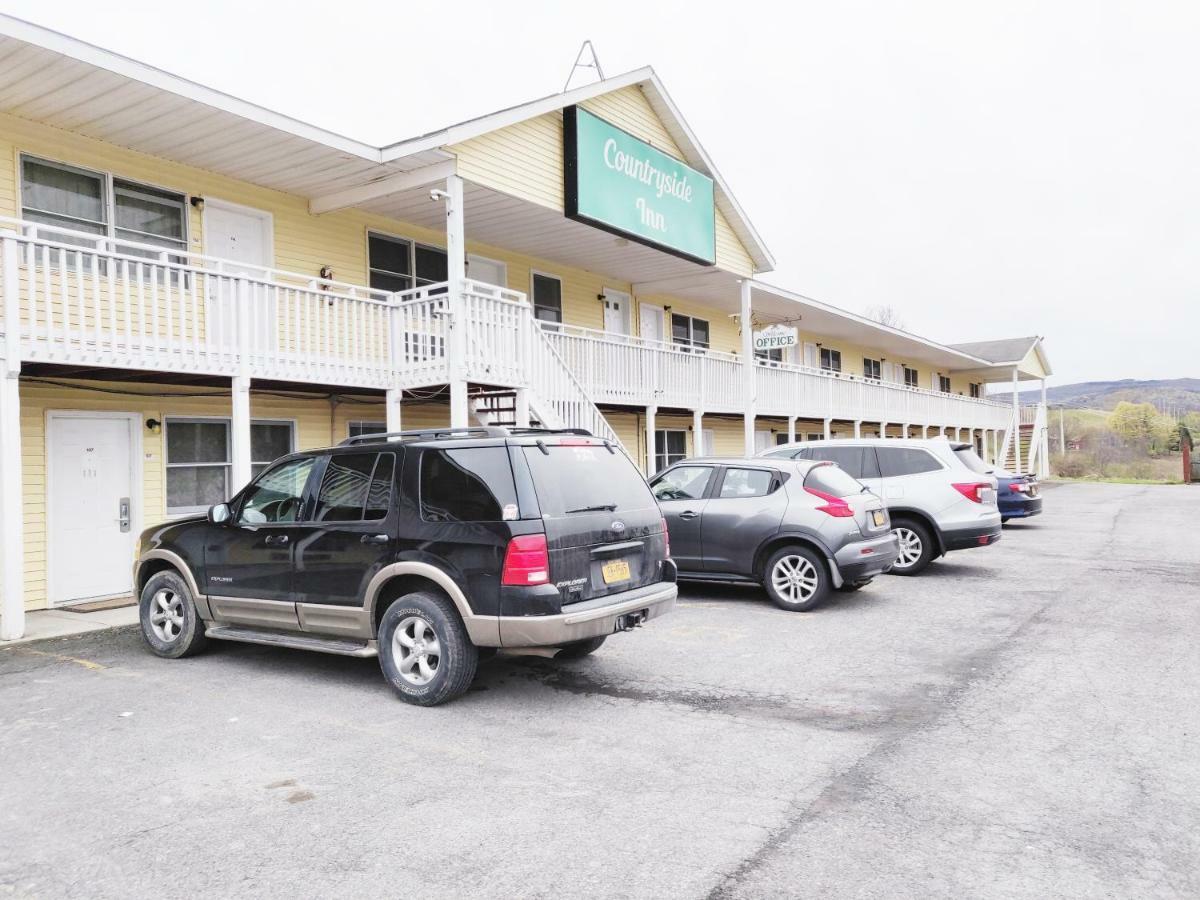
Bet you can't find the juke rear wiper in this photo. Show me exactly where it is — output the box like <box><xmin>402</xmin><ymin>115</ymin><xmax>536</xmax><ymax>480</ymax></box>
<box><xmin>564</xmin><ymin>503</ymin><xmax>618</xmax><ymax>514</ymax></box>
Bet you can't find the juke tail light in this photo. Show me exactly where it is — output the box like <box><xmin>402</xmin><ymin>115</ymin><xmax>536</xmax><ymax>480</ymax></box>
<box><xmin>952</xmin><ymin>482</ymin><xmax>990</xmax><ymax>503</ymax></box>
<box><xmin>805</xmin><ymin>486</ymin><xmax>855</xmax><ymax>517</ymax></box>
<box><xmin>661</xmin><ymin>516</ymin><xmax>671</xmax><ymax>558</ymax></box>
<box><xmin>501</xmin><ymin>534</ymin><xmax>550</xmax><ymax>586</ymax></box>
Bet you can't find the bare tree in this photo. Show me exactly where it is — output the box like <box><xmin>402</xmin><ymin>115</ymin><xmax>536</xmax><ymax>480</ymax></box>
<box><xmin>865</xmin><ymin>304</ymin><xmax>905</xmax><ymax>330</ymax></box>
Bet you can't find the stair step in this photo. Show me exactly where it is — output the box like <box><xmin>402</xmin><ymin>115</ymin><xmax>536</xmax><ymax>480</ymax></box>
<box><xmin>206</xmin><ymin>625</ymin><xmax>377</xmax><ymax>658</ymax></box>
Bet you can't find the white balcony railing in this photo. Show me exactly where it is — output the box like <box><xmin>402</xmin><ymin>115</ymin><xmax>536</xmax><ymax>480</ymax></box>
<box><xmin>541</xmin><ymin>323</ymin><xmax>1012</xmax><ymax>429</ymax></box>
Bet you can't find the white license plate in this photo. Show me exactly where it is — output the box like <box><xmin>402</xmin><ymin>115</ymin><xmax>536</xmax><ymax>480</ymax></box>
<box><xmin>870</xmin><ymin>509</ymin><xmax>886</xmax><ymax>527</ymax></box>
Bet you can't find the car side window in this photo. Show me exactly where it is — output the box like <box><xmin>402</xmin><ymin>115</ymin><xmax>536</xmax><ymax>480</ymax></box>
<box><xmin>652</xmin><ymin>466</ymin><xmax>713</xmax><ymax>501</ymax></box>
<box><xmin>237</xmin><ymin>458</ymin><xmax>315</xmax><ymax>524</ymax></box>
<box><xmin>420</xmin><ymin>447</ymin><xmax>518</xmax><ymax>523</ymax></box>
<box><xmin>877</xmin><ymin>447</ymin><xmax>942</xmax><ymax>477</ymax></box>
<box><xmin>313</xmin><ymin>452</ymin><xmax>396</xmax><ymax>522</ymax></box>
<box><xmin>718</xmin><ymin>468</ymin><xmax>774</xmax><ymax>499</ymax></box>
<box><xmin>809</xmin><ymin>446</ymin><xmax>866</xmax><ymax>479</ymax></box>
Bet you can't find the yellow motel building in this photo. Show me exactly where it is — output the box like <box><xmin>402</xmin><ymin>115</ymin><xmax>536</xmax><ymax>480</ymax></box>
<box><xmin>0</xmin><ymin>15</ymin><xmax>1052</xmax><ymax>639</ymax></box>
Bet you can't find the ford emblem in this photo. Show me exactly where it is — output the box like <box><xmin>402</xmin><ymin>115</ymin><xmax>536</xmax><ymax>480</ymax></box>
<box><xmin>611</xmin><ymin>520</ymin><xmax>626</xmax><ymax>533</ymax></box>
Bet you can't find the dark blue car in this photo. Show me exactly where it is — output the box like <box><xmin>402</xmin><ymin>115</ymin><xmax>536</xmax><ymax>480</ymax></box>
<box><xmin>995</xmin><ymin>468</ymin><xmax>1043</xmax><ymax>523</ymax></box>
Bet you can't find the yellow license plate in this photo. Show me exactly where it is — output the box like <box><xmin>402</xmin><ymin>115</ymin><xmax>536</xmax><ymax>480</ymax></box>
<box><xmin>871</xmin><ymin>510</ymin><xmax>885</xmax><ymax>527</ymax></box>
<box><xmin>601</xmin><ymin>559</ymin><xmax>631</xmax><ymax>584</ymax></box>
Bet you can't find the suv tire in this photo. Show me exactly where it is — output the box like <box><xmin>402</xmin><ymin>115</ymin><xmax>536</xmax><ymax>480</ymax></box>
<box><xmin>139</xmin><ymin>570</ymin><xmax>208</xmax><ymax>659</ymax></box>
<box><xmin>378</xmin><ymin>590</ymin><xmax>478</xmax><ymax>706</ymax></box>
<box><xmin>763</xmin><ymin>545</ymin><xmax>830</xmax><ymax>612</ymax></box>
<box><xmin>556</xmin><ymin>636</ymin><xmax>607</xmax><ymax>658</ymax></box>
<box><xmin>890</xmin><ymin>518</ymin><xmax>934</xmax><ymax>576</ymax></box>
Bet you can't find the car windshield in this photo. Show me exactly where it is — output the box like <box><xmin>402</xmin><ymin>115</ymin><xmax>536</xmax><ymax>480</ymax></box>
<box><xmin>522</xmin><ymin>444</ymin><xmax>656</xmax><ymax>516</ymax></box>
<box><xmin>953</xmin><ymin>446</ymin><xmax>993</xmax><ymax>474</ymax></box>
<box><xmin>804</xmin><ymin>463</ymin><xmax>865</xmax><ymax>498</ymax></box>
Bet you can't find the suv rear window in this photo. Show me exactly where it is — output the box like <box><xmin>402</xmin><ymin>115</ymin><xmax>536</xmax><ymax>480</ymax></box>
<box><xmin>420</xmin><ymin>447</ymin><xmax>518</xmax><ymax>522</ymax></box>
<box><xmin>521</xmin><ymin>444</ymin><xmax>655</xmax><ymax>516</ymax></box>
<box><xmin>804</xmin><ymin>463</ymin><xmax>864</xmax><ymax>498</ymax></box>
<box><xmin>952</xmin><ymin>446</ymin><xmax>992</xmax><ymax>475</ymax></box>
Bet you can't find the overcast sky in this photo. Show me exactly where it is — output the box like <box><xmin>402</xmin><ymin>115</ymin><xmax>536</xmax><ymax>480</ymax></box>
<box><xmin>7</xmin><ymin>0</ymin><xmax>1197</xmax><ymax>385</ymax></box>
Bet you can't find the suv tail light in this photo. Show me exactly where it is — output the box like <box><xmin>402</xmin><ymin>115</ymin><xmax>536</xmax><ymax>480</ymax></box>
<box><xmin>952</xmin><ymin>482</ymin><xmax>990</xmax><ymax>503</ymax></box>
<box><xmin>661</xmin><ymin>516</ymin><xmax>671</xmax><ymax>558</ymax></box>
<box><xmin>501</xmin><ymin>534</ymin><xmax>550</xmax><ymax>585</ymax></box>
<box><xmin>805</xmin><ymin>486</ymin><xmax>855</xmax><ymax>517</ymax></box>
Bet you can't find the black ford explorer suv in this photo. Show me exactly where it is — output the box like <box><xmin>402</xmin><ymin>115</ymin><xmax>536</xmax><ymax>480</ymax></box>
<box><xmin>134</xmin><ymin>427</ymin><xmax>677</xmax><ymax>706</ymax></box>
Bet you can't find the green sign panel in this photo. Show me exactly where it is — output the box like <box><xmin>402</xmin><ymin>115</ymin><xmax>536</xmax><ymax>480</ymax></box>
<box><xmin>564</xmin><ymin>106</ymin><xmax>716</xmax><ymax>266</ymax></box>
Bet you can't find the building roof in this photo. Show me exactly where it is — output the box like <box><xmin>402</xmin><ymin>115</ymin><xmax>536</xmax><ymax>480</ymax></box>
<box><xmin>947</xmin><ymin>337</ymin><xmax>1041</xmax><ymax>365</ymax></box>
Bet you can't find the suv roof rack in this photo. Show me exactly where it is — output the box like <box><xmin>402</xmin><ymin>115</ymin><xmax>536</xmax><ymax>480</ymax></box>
<box><xmin>337</xmin><ymin>425</ymin><xmax>597</xmax><ymax>447</ymax></box>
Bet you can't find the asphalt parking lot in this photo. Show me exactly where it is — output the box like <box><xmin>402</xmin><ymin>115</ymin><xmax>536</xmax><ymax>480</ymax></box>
<box><xmin>2</xmin><ymin>482</ymin><xmax>1198</xmax><ymax>899</ymax></box>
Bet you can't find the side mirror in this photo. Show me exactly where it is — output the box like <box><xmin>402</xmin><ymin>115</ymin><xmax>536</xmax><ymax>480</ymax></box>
<box><xmin>208</xmin><ymin>503</ymin><xmax>231</xmax><ymax>524</ymax></box>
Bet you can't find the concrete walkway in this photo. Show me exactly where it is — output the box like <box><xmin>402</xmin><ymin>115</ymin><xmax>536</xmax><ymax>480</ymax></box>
<box><xmin>0</xmin><ymin>603</ymin><xmax>138</xmax><ymax>646</ymax></box>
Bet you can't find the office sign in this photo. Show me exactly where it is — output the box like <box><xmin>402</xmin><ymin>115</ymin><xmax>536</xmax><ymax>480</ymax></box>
<box><xmin>753</xmin><ymin>324</ymin><xmax>798</xmax><ymax>352</ymax></box>
<box><xmin>563</xmin><ymin>105</ymin><xmax>716</xmax><ymax>265</ymax></box>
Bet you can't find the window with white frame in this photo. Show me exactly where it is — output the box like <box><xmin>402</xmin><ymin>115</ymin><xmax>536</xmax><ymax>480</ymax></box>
<box><xmin>165</xmin><ymin>418</ymin><xmax>295</xmax><ymax>514</ymax></box>
<box><xmin>532</xmin><ymin>272</ymin><xmax>563</xmax><ymax>323</ymax></box>
<box><xmin>367</xmin><ymin>231</ymin><xmax>448</xmax><ymax>294</ymax></box>
<box><xmin>819</xmin><ymin>347</ymin><xmax>842</xmax><ymax>373</ymax></box>
<box><xmin>939</xmin><ymin>375</ymin><xmax>952</xmax><ymax>393</ymax></box>
<box><xmin>671</xmin><ymin>313</ymin><xmax>709</xmax><ymax>351</ymax></box>
<box><xmin>969</xmin><ymin>383</ymin><xmax>981</xmax><ymax>399</ymax></box>
<box><xmin>654</xmin><ymin>429</ymin><xmax>689</xmax><ymax>473</ymax></box>
<box><xmin>863</xmin><ymin>357</ymin><xmax>882</xmax><ymax>380</ymax></box>
<box><xmin>20</xmin><ymin>155</ymin><xmax>187</xmax><ymax>260</ymax></box>
<box><xmin>348</xmin><ymin>421</ymin><xmax>388</xmax><ymax>439</ymax></box>
<box><xmin>903</xmin><ymin>366</ymin><xmax>919</xmax><ymax>388</ymax></box>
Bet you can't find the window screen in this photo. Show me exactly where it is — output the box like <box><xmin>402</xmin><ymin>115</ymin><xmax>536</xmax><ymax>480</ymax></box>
<box><xmin>533</xmin><ymin>273</ymin><xmax>563</xmax><ymax>323</ymax></box>
<box><xmin>368</xmin><ymin>233</ymin><xmax>412</xmax><ymax>293</ymax></box>
<box><xmin>420</xmin><ymin>447</ymin><xmax>517</xmax><ymax>522</ymax></box>
<box><xmin>251</xmin><ymin>422</ymin><xmax>294</xmax><ymax>479</ymax></box>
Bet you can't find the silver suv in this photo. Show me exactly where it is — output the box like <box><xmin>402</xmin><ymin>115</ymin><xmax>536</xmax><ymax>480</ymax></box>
<box><xmin>759</xmin><ymin>438</ymin><xmax>1001</xmax><ymax>575</ymax></box>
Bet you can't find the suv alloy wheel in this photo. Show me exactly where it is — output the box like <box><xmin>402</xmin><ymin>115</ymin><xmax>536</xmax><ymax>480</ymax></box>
<box><xmin>139</xmin><ymin>570</ymin><xmax>209</xmax><ymax>659</ymax></box>
<box><xmin>890</xmin><ymin>519</ymin><xmax>934</xmax><ymax>575</ymax></box>
<box><xmin>378</xmin><ymin>590</ymin><xmax>479</xmax><ymax>706</ymax></box>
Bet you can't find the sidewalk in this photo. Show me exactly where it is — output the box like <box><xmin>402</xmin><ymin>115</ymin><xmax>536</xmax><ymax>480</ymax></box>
<box><xmin>0</xmin><ymin>604</ymin><xmax>139</xmax><ymax>646</ymax></box>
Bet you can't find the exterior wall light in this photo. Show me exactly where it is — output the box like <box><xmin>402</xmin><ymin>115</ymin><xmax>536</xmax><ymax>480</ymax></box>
<box><xmin>145</xmin><ymin>418</ymin><xmax>162</xmax><ymax>434</ymax></box>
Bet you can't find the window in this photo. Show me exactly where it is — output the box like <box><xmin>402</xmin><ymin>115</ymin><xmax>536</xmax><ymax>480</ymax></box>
<box><xmin>348</xmin><ymin>421</ymin><xmax>387</xmax><ymax>439</ymax></box>
<box><xmin>863</xmin><ymin>358</ymin><xmax>882</xmax><ymax>380</ymax></box>
<box><xmin>314</xmin><ymin>453</ymin><xmax>395</xmax><ymax>522</ymax></box>
<box><xmin>420</xmin><ymin>447</ymin><xmax>518</xmax><ymax>522</ymax></box>
<box><xmin>952</xmin><ymin>446</ymin><xmax>993</xmax><ymax>475</ymax></box>
<box><xmin>756</xmin><ymin>347</ymin><xmax>783</xmax><ymax>363</ymax></box>
<box><xmin>654</xmin><ymin>429</ymin><xmax>688</xmax><ymax>473</ymax></box>
<box><xmin>807</xmin><ymin>446</ymin><xmax>881</xmax><ymax>480</ymax></box>
<box><xmin>877</xmin><ymin>447</ymin><xmax>943</xmax><ymax>477</ymax></box>
<box><xmin>939</xmin><ymin>375</ymin><xmax>952</xmax><ymax>393</ymax></box>
<box><xmin>819</xmin><ymin>348</ymin><xmax>842</xmax><ymax>372</ymax></box>
<box><xmin>805</xmin><ymin>463</ymin><xmax>865</xmax><ymax>498</ymax></box>
<box><xmin>969</xmin><ymin>383</ymin><xmax>981</xmax><ymax>399</ymax></box>
<box><xmin>651</xmin><ymin>466</ymin><xmax>713</xmax><ymax>502</ymax></box>
<box><xmin>165</xmin><ymin>418</ymin><xmax>295</xmax><ymax>514</ymax></box>
<box><xmin>367</xmin><ymin>231</ymin><xmax>447</xmax><ymax>293</ymax></box>
<box><xmin>718</xmin><ymin>467</ymin><xmax>774</xmax><ymax>499</ymax></box>
<box><xmin>532</xmin><ymin>272</ymin><xmax>563</xmax><ymax>323</ymax></box>
<box><xmin>237</xmin><ymin>458</ymin><xmax>315</xmax><ymax>524</ymax></box>
<box><xmin>20</xmin><ymin>155</ymin><xmax>187</xmax><ymax>259</ymax></box>
<box><xmin>522</xmin><ymin>444</ymin><xmax>656</xmax><ymax>516</ymax></box>
<box><xmin>903</xmin><ymin>366</ymin><xmax>919</xmax><ymax>388</ymax></box>
<box><xmin>671</xmin><ymin>313</ymin><xmax>710</xmax><ymax>351</ymax></box>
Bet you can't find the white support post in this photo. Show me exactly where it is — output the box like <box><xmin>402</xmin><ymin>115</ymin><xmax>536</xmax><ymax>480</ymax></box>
<box><xmin>903</xmin><ymin>422</ymin><xmax>911</xmax><ymax>440</ymax></box>
<box><xmin>645</xmin><ymin>406</ymin><xmax>657</xmax><ymax>475</ymax></box>
<box><xmin>385</xmin><ymin>388</ymin><xmax>402</xmax><ymax>433</ymax></box>
<box><xmin>921</xmin><ymin>425</ymin><xmax>929</xmax><ymax>439</ymax></box>
<box><xmin>740</xmin><ymin>279</ymin><xmax>755</xmax><ymax>456</ymax></box>
<box><xmin>231</xmin><ymin>375</ymin><xmax>252</xmax><ymax>495</ymax></box>
<box><xmin>983</xmin><ymin>429</ymin><xmax>991</xmax><ymax>464</ymax></box>
<box><xmin>445</xmin><ymin>174</ymin><xmax>469</xmax><ymax>428</ymax></box>
<box><xmin>787</xmin><ymin>416</ymin><xmax>796</xmax><ymax>445</ymax></box>
<box><xmin>0</xmin><ymin>232</ymin><xmax>24</xmax><ymax>641</ymax></box>
<box><xmin>1040</xmin><ymin>378</ymin><xmax>1049</xmax><ymax>477</ymax></box>
<box><xmin>514</xmin><ymin>388</ymin><xmax>531</xmax><ymax>428</ymax></box>
<box><xmin>1011</xmin><ymin>367</ymin><xmax>1022</xmax><ymax>474</ymax></box>
<box><xmin>853</xmin><ymin>420</ymin><xmax>862</xmax><ymax>439</ymax></box>
<box><xmin>692</xmin><ymin>409</ymin><xmax>705</xmax><ymax>456</ymax></box>
<box><xmin>823</xmin><ymin>418</ymin><xmax>832</xmax><ymax>441</ymax></box>
<box><xmin>880</xmin><ymin>421</ymin><xmax>888</xmax><ymax>439</ymax></box>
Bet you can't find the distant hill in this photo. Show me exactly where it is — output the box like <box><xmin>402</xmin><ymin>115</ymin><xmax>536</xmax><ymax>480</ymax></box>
<box><xmin>993</xmin><ymin>379</ymin><xmax>1200</xmax><ymax>414</ymax></box>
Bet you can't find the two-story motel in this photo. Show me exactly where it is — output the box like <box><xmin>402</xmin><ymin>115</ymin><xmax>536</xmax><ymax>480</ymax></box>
<box><xmin>0</xmin><ymin>15</ymin><xmax>1052</xmax><ymax>639</ymax></box>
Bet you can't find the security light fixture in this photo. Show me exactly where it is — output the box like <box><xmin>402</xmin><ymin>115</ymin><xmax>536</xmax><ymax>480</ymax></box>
<box><xmin>145</xmin><ymin>418</ymin><xmax>161</xmax><ymax>433</ymax></box>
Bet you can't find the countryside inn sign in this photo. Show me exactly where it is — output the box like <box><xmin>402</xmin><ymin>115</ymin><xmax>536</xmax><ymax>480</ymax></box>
<box><xmin>753</xmin><ymin>323</ymin><xmax>799</xmax><ymax>352</ymax></box>
<box><xmin>563</xmin><ymin>105</ymin><xmax>717</xmax><ymax>265</ymax></box>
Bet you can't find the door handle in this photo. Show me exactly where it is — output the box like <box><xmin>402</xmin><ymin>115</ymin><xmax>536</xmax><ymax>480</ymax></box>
<box><xmin>264</xmin><ymin>534</ymin><xmax>290</xmax><ymax>545</ymax></box>
<box><xmin>361</xmin><ymin>534</ymin><xmax>390</xmax><ymax>545</ymax></box>
<box><xmin>118</xmin><ymin>497</ymin><xmax>131</xmax><ymax>533</ymax></box>
<box><xmin>679</xmin><ymin>511</ymin><xmax>699</xmax><ymax>520</ymax></box>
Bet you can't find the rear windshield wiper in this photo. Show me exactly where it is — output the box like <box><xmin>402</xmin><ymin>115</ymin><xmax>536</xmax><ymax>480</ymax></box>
<box><xmin>564</xmin><ymin>503</ymin><xmax>617</xmax><ymax>514</ymax></box>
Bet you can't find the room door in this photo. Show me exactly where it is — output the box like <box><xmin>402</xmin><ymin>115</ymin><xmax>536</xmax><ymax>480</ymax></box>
<box><xmin>204</xmin><ymin>200</ymin><xmax>274</xmax><ymax>352</ymax></box>
<box><xmin>603</xmin><ymin>289</ymin><xmax>632</xmax><ymax>336</ymax></box>
<box><xmin>48</xmin><ymin>413</ymin><xmax>139</xmax><ymax>605</ymax></box>
<box><xmin>639</xmin><ymin>303</ymin><xmax>665</xmax><ymax>343</ymax></box>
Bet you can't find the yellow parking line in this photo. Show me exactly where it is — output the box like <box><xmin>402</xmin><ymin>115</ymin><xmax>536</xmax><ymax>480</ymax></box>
<box><xmin>17</xmin><ymin>648</ymin><xmax>106</xmax><ymax>671</ymax></box>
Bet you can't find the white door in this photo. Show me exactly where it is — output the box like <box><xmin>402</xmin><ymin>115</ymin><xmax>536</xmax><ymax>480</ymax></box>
<box><xmin>48</xmin><ymin>414</ymin><xmax>138</xmax><ymax>604</ymax></box>
<box><xmin>467</xmin><ymin>254</ymin><xmax>507</xmax><ymax>290</ymax></box>
<box><xmin>639</xmin><ymin>303</ymin><xmax>665</xmax><ymax>343</ymax></box>
<box><xmin>603</xmin><ymin>289</ymin><xmax>632</xmax><ymax>336</ymax></box>
<box><xmin>204</xmin><ymin>200</ymin><xmax>274</xmax><ymax>352</ymax></box>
